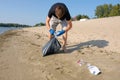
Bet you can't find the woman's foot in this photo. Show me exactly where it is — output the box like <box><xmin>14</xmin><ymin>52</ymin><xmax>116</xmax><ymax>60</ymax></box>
<box><xmin>62</xmin><ymin>45</ymin><xmax>67</xmax><ymax>53</ymax></box>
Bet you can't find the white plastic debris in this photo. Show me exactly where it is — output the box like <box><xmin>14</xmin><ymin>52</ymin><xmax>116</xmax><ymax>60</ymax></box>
<box><xmin>87</xmin><ymin>64</ymin><xmax>101</xmax><ymax>75</ymax></box>
<box><xmin>77</xmin><ymin>59</ymin><xmax>101</xmax><ymax>75</ymax></box>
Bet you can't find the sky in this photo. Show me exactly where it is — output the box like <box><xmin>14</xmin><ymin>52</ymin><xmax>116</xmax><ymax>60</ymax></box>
<box><xmin>0</xmin><ymin>0</ymin><xmax>120</xmax><ymax>26</ymax></box>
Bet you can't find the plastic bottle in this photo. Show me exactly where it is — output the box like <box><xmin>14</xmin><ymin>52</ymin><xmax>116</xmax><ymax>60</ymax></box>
<box><xmin>77</xmin><ymin>59</ymin><xmax>85</xmax><ymax>66</ymax></box>
<box><xmin>87</xmin><ymin>64</ymin><xmax>101</xmax><ymax>75</ymax></box>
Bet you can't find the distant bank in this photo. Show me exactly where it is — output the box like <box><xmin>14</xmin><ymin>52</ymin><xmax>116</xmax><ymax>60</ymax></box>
<box><xmin>0</xmin><ymin>23</ymin><xmax>32</xmax><ymax>27</ymax></box>
<box><xmin>0</xmin><ymin>23</ymin><xmax>32</xmax><ymax>34</ymax></box>
<box><xmin>0</xmin><ymin>27</ymin><xmax>21</xmax><ymax>34</ymax></box>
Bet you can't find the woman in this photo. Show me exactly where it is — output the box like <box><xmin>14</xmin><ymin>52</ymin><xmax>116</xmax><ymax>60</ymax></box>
<box><xmin>46</xmin><ymin>2</ymin><xmax>72</xmax><ymax>52</ymax></box>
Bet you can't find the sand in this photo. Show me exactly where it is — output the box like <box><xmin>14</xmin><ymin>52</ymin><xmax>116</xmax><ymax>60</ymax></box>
<box><xmin>0</xmin><ymin>16</ymin><xmax>120</xmax><ymax>80</ymax></box>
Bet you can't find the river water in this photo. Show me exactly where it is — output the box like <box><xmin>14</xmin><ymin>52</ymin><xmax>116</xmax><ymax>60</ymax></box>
<box><xmin>0</xmin><ymin>27</ymin><xmax>21</xmax><ymax>34</ymax></box>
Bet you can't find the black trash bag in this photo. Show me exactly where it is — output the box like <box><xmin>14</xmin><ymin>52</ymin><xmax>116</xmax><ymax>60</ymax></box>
<box><xmin>42</xmin><ymin>37</ymin><xmax>61</xmax><ymax>56</ymax></box>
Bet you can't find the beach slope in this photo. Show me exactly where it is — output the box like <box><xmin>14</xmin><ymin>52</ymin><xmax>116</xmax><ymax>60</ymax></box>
<box><xmin>0</xmin><ymin>16</ymin><xmax>120</xmax><ymax>80</ymax></box>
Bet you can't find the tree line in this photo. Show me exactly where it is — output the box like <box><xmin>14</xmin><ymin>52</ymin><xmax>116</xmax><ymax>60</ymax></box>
<box><xmin>95</xmin><ymin>4</ymin><xmax>120</xmax><ymax>18</ymax></box>
<box><xmin>71</xmin><ymin>14</ymin><xmax>89</xmax><ymax>21</ymax></box>
<box><xmin>1</xmin><ymin>3</ymin><xmax>119</xmax><ymax>27</ymax></box>
<box><xmin>35</xmin><ymin>3</ymin><xmax>120</xmax><ymax>26</ymax></box>
<box><xmin>0</xmin><ymin>23</ymin><xmax>32</xmax><ymax>27</ymax></box>
<box><xmin>73</xmin><ymin>3</ymin><xmax>120</xmax><ymax>20</ymax></box>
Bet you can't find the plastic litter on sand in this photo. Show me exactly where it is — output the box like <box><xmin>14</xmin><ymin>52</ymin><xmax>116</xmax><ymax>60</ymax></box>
<box><xmin>77</xmin><ymin>59</ymin><xmax>101</xmax><ymax>75</ymax></box>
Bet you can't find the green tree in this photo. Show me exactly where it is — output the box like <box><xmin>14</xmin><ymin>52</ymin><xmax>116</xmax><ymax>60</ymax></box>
<box><xmin>109</xmin><ymin>4</ymin><xmax>120</xmax><ymax>16</ymax></box>
<box><xmin>103</xmin><ymin>4</ymin><xmax>110</xmax><ymax>17</ymax></box>
<box><xmin>34</xmin><ymin>22</ymin><xmax>45</xmax><ymax>27</ymax></box>
<box><xmin>109</xmin><ymin>4</ymin><xmax>113</xmax><ymax>13</ymax></box>
<box><xmin>95</xmin><ymin>5</ymin><xmax>104</xmax><ymax>18</ymax></box>
<box><xmin>95</xmin><ymin>4</ymin><xmax>120</xmax><ymax>18</ymax></box>
<box><xmin>76</xmin><ymin>15</ymin><xmax>81</xmax><ymax>20</ymax></box>
<box><xmin>75</xmin><ymin>14</ymin><xmax>89</xmax><ymax>20</ymax></box>
<box><xmin>81</xmin><ymin>15</ymin><xmax>89</xmax><ymax>19</ymax></box>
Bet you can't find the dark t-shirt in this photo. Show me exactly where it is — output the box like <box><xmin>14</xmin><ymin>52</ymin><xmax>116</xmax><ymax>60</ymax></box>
<box><xmin>48</xmin><ymin>3</ymin><xmax>71</xmax><ymax>21</ymax></box>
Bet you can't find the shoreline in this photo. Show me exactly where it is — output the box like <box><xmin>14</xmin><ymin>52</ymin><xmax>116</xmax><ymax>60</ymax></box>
<box><xmin>0</xmin><ymin>16</ymin><xmax>120</xmax><ymax>80</ymax></box>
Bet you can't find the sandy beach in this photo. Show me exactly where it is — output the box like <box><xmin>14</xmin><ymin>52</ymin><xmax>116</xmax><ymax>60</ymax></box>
<box><xmin>0</xmin><ymin>16</ymin><xmax>120</xmax><ymax>80</ymax></box>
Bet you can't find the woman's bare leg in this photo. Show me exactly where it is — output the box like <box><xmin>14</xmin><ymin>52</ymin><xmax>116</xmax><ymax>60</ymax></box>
<box><xmin>62</xmin><ymin>32</ymin><xmax>67</xmax><ymax>52</ymax></box>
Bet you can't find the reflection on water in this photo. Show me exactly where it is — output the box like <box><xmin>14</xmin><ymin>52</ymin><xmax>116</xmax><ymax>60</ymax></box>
<box><xmin>0</xmin><ymin>27</ymin><xmax>21</xmax><ymax>34</ymax></box>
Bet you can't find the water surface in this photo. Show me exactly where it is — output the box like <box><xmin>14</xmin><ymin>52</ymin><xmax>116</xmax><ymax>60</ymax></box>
<box><xmin>0</xmin><ymin>27</ymin><xmax>20</xmax><ymax>34</ymax></box>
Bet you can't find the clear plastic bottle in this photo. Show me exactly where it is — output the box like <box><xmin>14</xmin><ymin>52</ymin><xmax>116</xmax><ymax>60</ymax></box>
<box><xmin>87</xmin><ymin>64</ymin><xmax>101</xmax><ymax>75</ymax></box>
